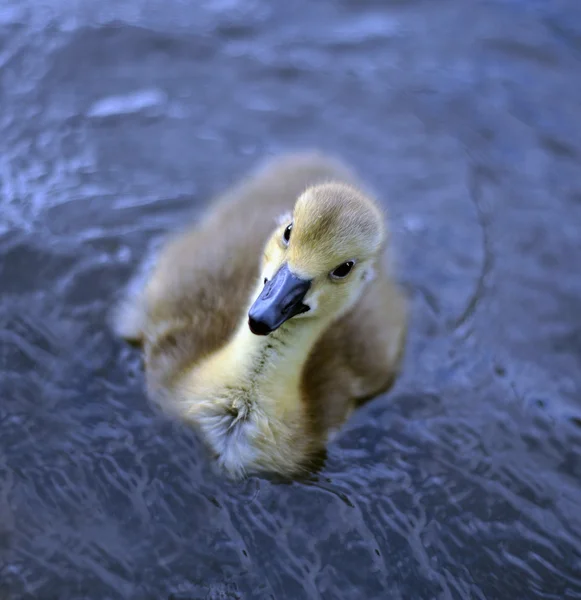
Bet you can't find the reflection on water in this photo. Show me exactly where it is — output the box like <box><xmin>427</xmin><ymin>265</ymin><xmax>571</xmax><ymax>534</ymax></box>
<box><xmin>1</xmin><ymin>0</ymin><xmax>581</xmax><ymax>598</ymax></box>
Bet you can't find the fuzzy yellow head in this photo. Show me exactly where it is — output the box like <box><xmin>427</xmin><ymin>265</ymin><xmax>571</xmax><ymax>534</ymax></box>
<box><xmin>248</xmin><ymin>182</ymin><xmax>387</xmax><ymax>336</ymax></box>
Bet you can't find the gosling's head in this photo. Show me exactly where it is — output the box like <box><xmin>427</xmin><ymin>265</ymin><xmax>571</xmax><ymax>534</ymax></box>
<box><xmin>248</xmin><ymin>183</ymin><xmax>387</xmax><ymax>336</ymax></box>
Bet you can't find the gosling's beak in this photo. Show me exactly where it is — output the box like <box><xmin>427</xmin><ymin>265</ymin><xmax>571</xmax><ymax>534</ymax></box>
<box><xmin>248</xmin><ymin>264</ymin><xmax>311</xmax><ymax>336</ymax></box>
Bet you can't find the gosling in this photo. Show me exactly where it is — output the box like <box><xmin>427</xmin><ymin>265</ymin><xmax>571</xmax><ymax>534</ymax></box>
<box><xmin>112</xmin><ymin>152</ymin><xmax>407</xmax><ymax>478</ymax></box>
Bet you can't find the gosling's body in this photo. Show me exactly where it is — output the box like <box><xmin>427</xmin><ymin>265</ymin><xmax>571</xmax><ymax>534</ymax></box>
<box><xmin>113</xmin><ymin>152</ymin><xmax>407</xmax><ymax>478</ymax></box>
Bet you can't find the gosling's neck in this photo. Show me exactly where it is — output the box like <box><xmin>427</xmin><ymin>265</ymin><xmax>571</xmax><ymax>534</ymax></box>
<box><xmin>226</xmin><ymin>308</ymin><xmax>328</xmax><ymax>401</ymax></box>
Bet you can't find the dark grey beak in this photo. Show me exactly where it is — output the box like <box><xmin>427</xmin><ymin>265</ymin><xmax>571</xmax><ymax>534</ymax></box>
<box><xmin>248</xmin><ymin>264</ymin><xmax>311</xmax><ymax>336</ymax></box>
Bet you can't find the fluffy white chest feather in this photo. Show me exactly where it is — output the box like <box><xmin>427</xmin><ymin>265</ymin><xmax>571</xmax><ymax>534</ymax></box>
<box><xmin>175</xmin><ymin>326</ymin><xmax>312</xmax><ymax>478</ymax></box>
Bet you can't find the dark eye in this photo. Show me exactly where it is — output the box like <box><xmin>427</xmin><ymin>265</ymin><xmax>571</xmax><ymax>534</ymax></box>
<box><xmin>282</xmin><ymin>223</ymin><xmax>292</xmax><ymax>245</ymax></box>
<box><xmin>330</xmin><ymin>261</ymin><xmax>355</xmax><ymax>279</ymax></box>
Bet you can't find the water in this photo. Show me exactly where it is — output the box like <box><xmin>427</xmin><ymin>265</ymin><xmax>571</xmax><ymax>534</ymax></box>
<box><xmin>1</xmin><ymin>0</ymin><xmax>581</xmax><ymax>598</ymax></box>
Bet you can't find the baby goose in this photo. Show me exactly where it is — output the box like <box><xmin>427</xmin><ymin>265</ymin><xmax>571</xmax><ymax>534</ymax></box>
<box><xmin>112</xmin><ymin>152</ymin><xmax>407</xmax><ymax>478</ymax></box>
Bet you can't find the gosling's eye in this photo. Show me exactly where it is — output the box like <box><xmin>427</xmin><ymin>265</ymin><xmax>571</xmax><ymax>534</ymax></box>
<box><xmin>282</xmin><ymin>223</ymin><xmax>293</xmax><ymax>245</ymax></box>
<box><xmin>330</xmin><ymin>260</ymin><xmax>355</xmax><ymax>279</ymax></box>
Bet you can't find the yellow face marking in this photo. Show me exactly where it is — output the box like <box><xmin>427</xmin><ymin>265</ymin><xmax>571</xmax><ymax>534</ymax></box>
<box><xmin>258</xmin><ymin>182</ymin><xmax>387</xmax><ymax>320</ymax></box>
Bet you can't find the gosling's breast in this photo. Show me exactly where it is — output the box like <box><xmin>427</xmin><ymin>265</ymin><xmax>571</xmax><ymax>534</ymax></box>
<box><xmin>195</xmin><ymin>392</ymin><xmax>261</xmax><ymax>478</ymax></box>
